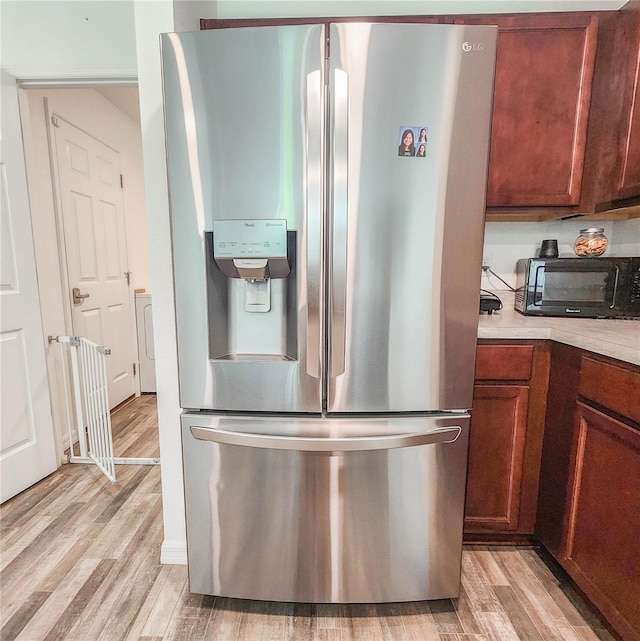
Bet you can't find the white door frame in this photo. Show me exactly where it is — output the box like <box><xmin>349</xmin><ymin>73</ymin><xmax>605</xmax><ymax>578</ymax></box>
<box><xmin>17</xmin><ymin>78</ymin><xmax>144</xmax><ymax>454</ymax></box>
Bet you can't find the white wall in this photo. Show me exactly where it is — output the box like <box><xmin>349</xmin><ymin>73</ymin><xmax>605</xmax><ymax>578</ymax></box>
<box><xmin>482</xmin><ymin>217</ymin><xmax>640</xmax><ymax>291</ymax></box>
<box><xmin>611</xmin><ymin>218</ymin><xmax>640</xmax><ymax>258</ymax></box>
<box><xmin>20</xmin><ymin>86</ymin><xmax>149</xmax><ymax>455</ymax></box>
<box><xmin>0</xmin><ymin>0</ymin><xmax>137</xmax><ymax>80</ymax></box>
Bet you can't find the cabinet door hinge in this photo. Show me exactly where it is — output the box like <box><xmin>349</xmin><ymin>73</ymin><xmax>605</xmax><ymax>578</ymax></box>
<box><xmin>51</xmin><ymin>115</ymin><xmax>60</xmax><ymax>128</ymax></box>
<box><xmin>120</xmin><ymin>173</ymin><xmax>124</xmax><ymax>188</ymax></box>
<box><xmin>133</xmin><ymin>362</ymin><xmax>137</xmax><ymax>376</ymax></box>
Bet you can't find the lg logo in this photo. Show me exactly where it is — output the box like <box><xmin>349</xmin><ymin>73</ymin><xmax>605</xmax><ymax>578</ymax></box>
<box><xmin>462</xmin><ymin>41</ymin><xmax>484</xmax><ymax>52</ymax></box>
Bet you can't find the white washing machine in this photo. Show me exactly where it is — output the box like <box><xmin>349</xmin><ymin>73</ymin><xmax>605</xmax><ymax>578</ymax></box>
<box><xmin>135</xmin><ymin>293</ymin><xmax>156</xmax><ymax>393</ymax></box>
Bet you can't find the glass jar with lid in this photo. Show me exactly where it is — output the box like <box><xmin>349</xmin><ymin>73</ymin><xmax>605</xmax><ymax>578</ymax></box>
<box><xmin>574</xmin><ymin>227</ymin><xmax>608</xmax><ymax>257</ymax></box>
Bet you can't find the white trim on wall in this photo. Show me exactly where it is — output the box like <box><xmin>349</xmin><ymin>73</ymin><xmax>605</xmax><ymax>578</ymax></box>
<box><xmin>161</xmin><ymin>541</ymin><xmax>188</xmax><ymax>566</ymax></box>
<box><xmin>134</xmin><ymin>0</ymin><xmax>184</xmax><ymax>565</ymax></box>
<box><xmin>8</xmin><ymin>66</ymin><xmax>138</xmax><ymax>81</ymax></box>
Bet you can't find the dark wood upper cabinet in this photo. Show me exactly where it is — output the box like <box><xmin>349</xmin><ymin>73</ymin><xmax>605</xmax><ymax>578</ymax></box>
<box><xmin>455</xmin><ymin>10</ymin><xmax>640</xmax><ymax>219</ymax></box>
<box><xmin>582</xmin><ymin>7</ymin><xmax>640</xmax><ymax>207</ymax></box>
<box><xmin>619</xmin><ymin>40</ymin><xmax>640</xmax><ymax>200</ymax></box>
<box><xmin>453</xmin><ymin>13</ymin><xmax>599</xmax><ymax>212</ymax></box>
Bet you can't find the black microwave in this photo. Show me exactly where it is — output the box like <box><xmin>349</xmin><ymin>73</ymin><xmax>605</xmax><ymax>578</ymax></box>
<box><xmin>515</xmin><ymin>257</ymin><xmax>640</xmax><ymax>318</ymax></box>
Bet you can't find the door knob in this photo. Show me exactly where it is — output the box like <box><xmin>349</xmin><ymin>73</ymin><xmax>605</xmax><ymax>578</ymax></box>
<box><xmin>72</xmin><ymin>287</ymin><xmax>90</xmax><ymax>304</ymax></box>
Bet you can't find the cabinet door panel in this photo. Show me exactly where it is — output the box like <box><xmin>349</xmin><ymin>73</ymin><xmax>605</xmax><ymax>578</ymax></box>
<box><xmin>564</xmin><ymin>403</ymin><xmax>640</xmax><ymax>641</ymax></box>
<box><xmin>536</xmin><ymin>343</ymin><xmax>581</xmax><ymax>557</ymax></box>
<box><xmin>457</xmin><ymin>14</ymin><xmax>597</xmax><ymax>207</ymax></box>
<box><xmin>465</xmin><ymin>385</ymin><xmax>529</xmax><ymax>531</ymax></box>
<box><xmin>618</xmin><ymin>42</ymin><xmax>640</xmax><ymax>199</ymax></box>
<box><xmin>588</xmin><ymin>10</ymin><xmax>640</xmax><ymax>205</ymax></box>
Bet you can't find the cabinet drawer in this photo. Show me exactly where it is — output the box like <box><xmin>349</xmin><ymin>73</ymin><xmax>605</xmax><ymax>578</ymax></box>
<box><xmin>579</xmin><ymin>356</ymin><xmax>640</xmax><ymax>424</ymax></box>
<box><xmin>475</xmin><ymin>344</ymin><xmax>534</xmax><ymax>381</ymax></box>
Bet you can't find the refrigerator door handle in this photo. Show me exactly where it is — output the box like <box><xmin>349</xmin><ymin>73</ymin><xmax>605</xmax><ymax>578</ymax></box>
<box><xmin>190</xmin><ymin>424</ymin><xmax>461</xmax><ymax>452</ymax></box>
<box><xmin>329</xmin><ymin>69</ymin><xmax>349</xmax><ymax>378</ymax></box>
<box><xmin>306</xmin><ymin>70</ymin><xmax>323</xmax><ymax>379</ymax></box>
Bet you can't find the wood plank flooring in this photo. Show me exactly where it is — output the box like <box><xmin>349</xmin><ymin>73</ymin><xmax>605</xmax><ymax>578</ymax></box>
<box><xmin>111</xmin><ymin>394</ymin><xmax>160</xmax><ymax>460</ymax></box>
<box><xmin>0</xmin><ymin>396</ymin><xmax>617</xmax><ymax>641</ymax></box>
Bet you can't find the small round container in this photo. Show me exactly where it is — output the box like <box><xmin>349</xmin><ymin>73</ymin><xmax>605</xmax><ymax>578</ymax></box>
<box><xmin>574</xmin><ymin>227</ymin><xmax>608</xmax><ymax>257</ymax></box>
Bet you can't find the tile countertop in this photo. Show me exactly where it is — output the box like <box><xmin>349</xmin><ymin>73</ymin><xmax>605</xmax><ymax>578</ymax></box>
<box><xmin>477</xmin><ymin>292</ymin><xmax>640</xmax><ymax>366</ymax></box>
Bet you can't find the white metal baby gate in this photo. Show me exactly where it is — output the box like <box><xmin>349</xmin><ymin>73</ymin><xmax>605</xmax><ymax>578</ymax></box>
<box><xmin>51</xmin><ymin>335</ymin><xmax>159</xmax><ymax>483</ymax></box>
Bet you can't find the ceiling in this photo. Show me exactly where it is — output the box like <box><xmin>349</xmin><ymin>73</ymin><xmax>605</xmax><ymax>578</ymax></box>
<box><xmin>95</xmin><ymin>86</ymin><xmax>140</xmax><ymax>124</ymax></box>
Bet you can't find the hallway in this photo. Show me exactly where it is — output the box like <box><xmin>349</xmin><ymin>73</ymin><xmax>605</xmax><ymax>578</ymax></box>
<box><xmin>111</xmin><ymin>394</ymin><xmax>159</xmax><ymax>460</ymax></box>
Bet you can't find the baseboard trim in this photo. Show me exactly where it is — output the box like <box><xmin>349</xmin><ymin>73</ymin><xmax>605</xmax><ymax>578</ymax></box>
<box><xmin>161</xmin><ymin>540</ymin><xmax>187</xmax><ymax>565</ymax></box>
<box><xmin>463</xmin><ymin>532</ymin><xmax>537</xmax><ymax>546</ymax></box>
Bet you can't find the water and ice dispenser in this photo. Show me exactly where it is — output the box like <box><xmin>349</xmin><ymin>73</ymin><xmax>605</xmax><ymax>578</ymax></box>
<box><xmin>206</xmin><ymin>219</ymin><xmax>297</xmax><ymax>361</ymax></box>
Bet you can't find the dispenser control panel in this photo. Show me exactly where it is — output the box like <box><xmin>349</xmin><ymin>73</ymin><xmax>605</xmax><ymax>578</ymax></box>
<box><xmin>213</xmin><ymin>219</ymin><xmax>287</xmax><ymax>259</ymax></box>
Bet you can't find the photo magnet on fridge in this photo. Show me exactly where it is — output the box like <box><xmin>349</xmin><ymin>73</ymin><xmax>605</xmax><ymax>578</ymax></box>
<box><xmin>398</xmin><ymin>126</ymin><xmax>428</xmax><ymax>157</ymax></box>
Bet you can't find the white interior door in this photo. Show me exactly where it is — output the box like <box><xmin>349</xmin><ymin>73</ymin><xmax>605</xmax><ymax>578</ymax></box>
<box><xmin>0</xmin><ymin>71</ymin><xmax>58</xmax><ymax>502</ymax></box>
<box><xmin>52</xmin><ymin>116</ymin><xmax>135</xmax><ymax>408</ymax></box>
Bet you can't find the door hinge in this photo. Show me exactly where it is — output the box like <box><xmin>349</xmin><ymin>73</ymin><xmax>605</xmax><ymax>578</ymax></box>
<box><xmin>120</xmin><ymin>174</ymin><xmax>124</xmax><ymax>188</ymax></box>
<box><xmin>124</xmin><ymin>271</ymin><xmax>131</xmax><ymax>286</ymax></box>
<box><xmin>51</xmin><ymin>115</ymin><xmax>60</xmax><ymax>128</ymax></box>
<box><xmin>133</xmin><ymin>362</ymin><xmax>137</xmax><ymax>376</ymax></box>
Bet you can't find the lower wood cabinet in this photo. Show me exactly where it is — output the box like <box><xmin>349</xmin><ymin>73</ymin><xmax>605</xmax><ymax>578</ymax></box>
<box><xmin>464</xmin><ymin>341</ymin><xmax>550</xmax><ymax>542</ymax></box>
<box><xmin>563</xmin><ymin>403</ymin><xmax>640</xmax><ymax>641</ymax></box>
<box><xmin>468</xmin><ymin>341</ymin><xmax>639</xmax><ymax>638</ymax></box>
<box><xmin>465</xmin><ymin>385</ymin><xmax>528</xmax><ymax>531</ymax></box>
<box><xmin>535</xmin><ymin>342</ymin><xmax>582</xmax><ymax>556</ymax></box>
<box><xmin>537</xmin><ymin>347</ymin><xmax>640</xmax><ymax>641</ymax></box>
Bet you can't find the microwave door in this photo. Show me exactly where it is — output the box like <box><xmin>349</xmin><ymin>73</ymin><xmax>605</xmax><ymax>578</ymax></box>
<box><xmin>534</xmin><ymin>265</ymin><xmax>619</xmax><ymax>310</ymax></box>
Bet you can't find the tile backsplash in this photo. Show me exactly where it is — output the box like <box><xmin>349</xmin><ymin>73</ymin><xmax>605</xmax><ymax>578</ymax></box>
<box><xmin>481</xmin><ymin>218</ymin><xmax>640</xmax><ymax>291</ymax></box>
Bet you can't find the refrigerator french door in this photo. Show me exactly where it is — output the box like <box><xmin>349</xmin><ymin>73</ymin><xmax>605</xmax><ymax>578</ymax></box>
<box><xmin>162</xmin><ymin>22</ymin><xmax>496</xmax><ymax>603</ymax></box>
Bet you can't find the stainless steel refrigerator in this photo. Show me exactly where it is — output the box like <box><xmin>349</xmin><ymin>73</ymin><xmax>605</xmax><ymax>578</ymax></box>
<box><xmin>161</xmin><ymin>21</ymin><xmax>496</xmax><ymax>603</ymax></box>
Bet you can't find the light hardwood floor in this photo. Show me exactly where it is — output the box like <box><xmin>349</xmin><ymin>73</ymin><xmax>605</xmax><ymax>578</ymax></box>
<box><xmin>1</xmin><ymin>396</ymin><xmax>617</xmax><ymax>641</ymax></box>
<box><xmin>111</xmin><ymin>394</ymin><xmax>160</xmax><ymax>460</ymax></box>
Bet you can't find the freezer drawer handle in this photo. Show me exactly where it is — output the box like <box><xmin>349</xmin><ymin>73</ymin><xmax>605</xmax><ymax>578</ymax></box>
<box><xmin>189</xmin><ymin>425</ymin><xmax>461</xmax><ymax>452</ymax></box>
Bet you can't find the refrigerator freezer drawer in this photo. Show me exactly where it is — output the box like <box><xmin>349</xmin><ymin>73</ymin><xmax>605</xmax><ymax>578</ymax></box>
<box><xmin>181</xmin><ymin>413</ymin><xmax>469</xmax><ymax>603</ymax></box>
